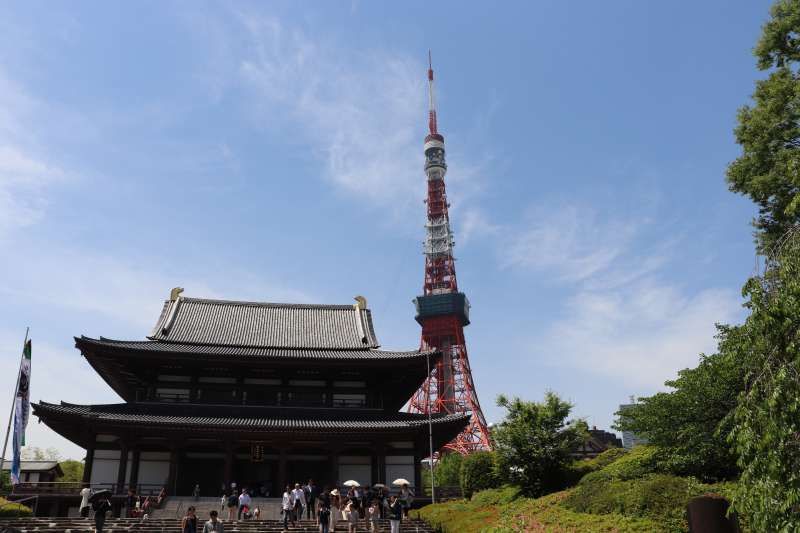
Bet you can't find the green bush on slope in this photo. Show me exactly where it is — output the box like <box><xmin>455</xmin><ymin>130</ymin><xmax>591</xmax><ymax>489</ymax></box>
<box><xmin>0</xmin><ymin>497</ymin><xmax>33</xmax><ymax>517</ymax></box>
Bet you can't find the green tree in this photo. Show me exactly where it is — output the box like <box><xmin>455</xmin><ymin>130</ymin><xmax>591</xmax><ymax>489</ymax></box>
<box><xmin>59</xmin><ymin>460</ymin><xmax>84</xmax><ymax>483</ymax></box>
<box><xmin>459</xmin><ymin>451</ymin><xmax>500</xmax><ymax>498</ymax></box>
<box><xmin>614</xmin><ymin>327</ymin><xmax>743</xmax><ymax>481</ymax></box>
<box><xmin>421</xmin><ymin>452</ymin><xmax>462</xmax><ymax>495</ymax></box>
<box><xmin>492</xmin><ymin>392</ymin><xmax>587</xmax><ymax>497</ymax></box>
<box><xmin>728</xmin><ymin>229</ymin><xmax>800</xmax><ymax>531</ymax></box>
<box><xmin>727</xmin><ymin>0</ymin><xmax>800</xmax><ymax>252</ymax></box>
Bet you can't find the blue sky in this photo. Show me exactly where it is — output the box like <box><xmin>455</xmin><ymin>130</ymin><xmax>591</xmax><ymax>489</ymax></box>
<box><xmin>0</xmin><ymin>1</ymin><xmax>770</xmax><ymax>459</ymax></box>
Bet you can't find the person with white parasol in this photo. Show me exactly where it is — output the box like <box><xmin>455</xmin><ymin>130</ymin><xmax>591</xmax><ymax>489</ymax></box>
<box><xmin>393</xmin><ymin>478</ymin><xmax>414</xmax><ymax>518</ymax></box>
<box><xmin>342</xmin><ymin>480</ymin><xmax>360</xmax><ymax>533</ymax></box>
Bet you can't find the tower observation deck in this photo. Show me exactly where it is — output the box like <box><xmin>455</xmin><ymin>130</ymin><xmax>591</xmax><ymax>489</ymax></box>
<box><xmin>407</xmin><ymin>54</ymin><xmax>491</xmax><ymax>454</ymax></box>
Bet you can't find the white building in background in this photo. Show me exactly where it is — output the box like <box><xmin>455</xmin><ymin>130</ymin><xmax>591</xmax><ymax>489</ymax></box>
<box><xmin>617</xmin><ymin>403</ymin><xmax>649</xmax><ymax>449</ymax></box>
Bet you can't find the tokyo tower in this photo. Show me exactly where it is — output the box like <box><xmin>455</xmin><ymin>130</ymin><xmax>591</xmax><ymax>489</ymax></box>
<box><xmin>407</xmin><ymin>54</ymin><xmax>491</xmax><ymax>454</ymax></box>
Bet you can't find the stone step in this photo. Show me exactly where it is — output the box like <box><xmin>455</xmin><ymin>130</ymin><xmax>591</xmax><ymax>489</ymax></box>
<box><xmin>0</xmin><ymin>518</ymin><xmax>435</xmax><ymax>532</ymax></box>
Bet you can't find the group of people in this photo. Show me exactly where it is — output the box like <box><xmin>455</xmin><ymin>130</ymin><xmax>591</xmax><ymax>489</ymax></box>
<box><xmin>124</xmin><ymin>487</ymin><xmax>167</xmax><ymax>518</ymax></box>
<box><xmin>78</xmin><ymin>484</ymin><xmax>170</xmax><ymax>533</ymax></box>
<box><xmin>181</xmin><ymin>507</ymin><xmax>225</xmax><ymax>533</ymax></box>
<box><xmin>221</xmin><ymin>487</ymin><xmax>261</xmax><ymax>521</ymax></box>
<box><xmin>280</xmin><ymin>479</ymin><xmax>413</xmax><ymax>533</ymax></box>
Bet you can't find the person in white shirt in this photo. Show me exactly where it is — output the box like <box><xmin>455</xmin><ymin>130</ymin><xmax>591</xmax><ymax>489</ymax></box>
<box><xmin>79</xmin><ymin>485</ymin><xmax>92</xmax><ymax>518</ymax></box>
<box><xmin>291</xmin><ymin>483</ymin><xmax>306</xmax><ymax>523</ymax></box>
<box><xmin>237</xmin><ymin>489</ymin><xmax>251</xmax><ymax>520</ymax></box>
<box><xmin>281</xmin><ymin>485</ymin><xmax>294</xmax><ymax>532</ymax></box>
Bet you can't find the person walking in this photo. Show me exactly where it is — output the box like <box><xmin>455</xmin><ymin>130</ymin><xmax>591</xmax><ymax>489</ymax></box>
<box><xmin>93</xmin><ymin>493</ymin><xmax>111</xmax><ymax>533</ymax></box>
<box><xmin>387</xmin><ymin>495</ymin><xmax>403</xmax><ymax>533</ymax></box>
<box><xmin>367</xmin><ymin>499</ymin><xmax>379</xmax><ymax>533</ymax></box>
<box><xmin>281</xmin><ymin>485</ymin><xmax>294</xmax><ymax>532</ymax></box>
<box><xmin>193</xmin><ymin>484</ymin><xmax>201</xmax><ymax>501</ymax></box>
<box><xmin>344</xmin><ymin>499</ymin><xmax>357</xmax><ymax>533</ymax></box>
<box><xmin>181</xmin><ymin>506</ymin><xmax>197</xmax><ymax>533</ymax></box>
<box><xmin>398</xmin><ymin>484</ymin><xmax>414</xmax><ymax>519</ymax></box>
<box><xmin>305</xmin><ymin>479</ymin><xmax>318</xmax><ymax>519</ymax></box>
<box><xmin>318</xmin><ymin>501</ymin><xmax>331</xmax><ymax>533</ymax></box>
<box><xmin>79</xmin><ymin>484</ymin><xmax>92</xmax><ymax>518</ymax></box>
<box><xmin>203</xmin><ymin>510</ymin><xmax>224</xmax><ymax>533</ymax></box>
<box><xmin>291</xmin><ymin>483</ymin><xmax>306</xmax><ymax>523</ymax></box>
<box><xmin>237</xmin><ymin>488</ymin><xmax>251</xmax><ymax>520</ymax></box>
<box><xmin>126</xmin><ymin>488</ymin><xmax>137</xmax><ymax>518</ymax></box>
<box><xmin>329</xmin><ymin>489</ymin><xmax>340</xmax><ymax>532</ymax></box>
<box><xmin>226</xmin><ymin>491</ymin><xmax>238</xmax><ymax>521</ymax></box>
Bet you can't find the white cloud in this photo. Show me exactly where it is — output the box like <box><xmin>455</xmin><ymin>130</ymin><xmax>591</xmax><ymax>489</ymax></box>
<box><xmin>509</xmin><ymin>203</ymin><xmax>744</xmax><ymax>387</ymax></box>
<box><xmin>504</xmin><ymin>206</ymin><xmax>637</xmax><ymax>283</ymax></box>
<box><xmin>0</xmin><ymin>69</ymin><xmax>68</xmax><ymax>238</ymax></box>
<box><xmin>237</xmin><ymin>15</ymin><xmax>426</xmax><ymax>210</ymax></box>
<box><xmin>540</xmin><ymin>284</ymin><xmax>740</xmax><ymax>388</ymax></box>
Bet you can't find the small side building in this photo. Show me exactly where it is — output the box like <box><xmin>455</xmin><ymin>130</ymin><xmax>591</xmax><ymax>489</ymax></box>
<box><xmin>1</xmin><ymin>461</ymin><xmax>63</xmax><ymax>484</ymax></box>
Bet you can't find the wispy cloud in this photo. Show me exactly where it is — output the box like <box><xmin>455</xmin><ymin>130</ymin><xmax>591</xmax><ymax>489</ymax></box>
<box><xmin>508</xmin><ymin>202</ymin><xmax>743</xmax><ymax>388</ymax></box>
<box><xmin>236</xmin><ymin>14</ymin><xmax>426</xmax><ymax>210</ymax></box>
<box><xmin>504</xmin><ymin>206</ymin><xmax>638</xmax><ymax>283</ymax></box>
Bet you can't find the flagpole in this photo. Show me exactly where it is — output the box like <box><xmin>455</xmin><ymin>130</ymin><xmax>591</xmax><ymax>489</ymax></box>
<box><xmin>0</xmin><ymin>327</ymin><xmax>29</xmax><ymax>485</ymax></box>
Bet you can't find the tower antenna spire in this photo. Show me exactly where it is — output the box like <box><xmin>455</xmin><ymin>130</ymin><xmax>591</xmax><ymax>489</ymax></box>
<box><xmin>427</xmin><ymin>50</ymin><xmax>438</xmax><ymax>135</ymax></box>
<box><xmin>409</xmin><ymin>54</ymin><xmax>491</xmax><ymax>455</ymax></box>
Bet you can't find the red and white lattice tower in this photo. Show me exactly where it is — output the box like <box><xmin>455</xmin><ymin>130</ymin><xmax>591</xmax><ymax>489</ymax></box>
<box><xmin>407</xmin><ymin>54</ymin><xmax>491</xmax><ymax>454</ymax></box>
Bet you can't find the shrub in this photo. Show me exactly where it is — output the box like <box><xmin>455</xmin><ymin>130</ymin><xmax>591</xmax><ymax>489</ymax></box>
<box><xmin>469</xmin><ymin>485</ymin><xmax>521</xmax><ymax>506</ymax></box>
<box><xmin>593</xmin><ymin>445</ymin><xmax>661</xmax><ymax>481</ymax></box>
<box><xmin>460</xmin><ymin>451</ymin><xmax>501</xmax><ymax>498</ymax></box>
<box><xmin>564</xmin><ymin>447</ymin><xmax>630</xmax><ymax>486</ymax></box>
<box><xmin>0</xmin><ymin>497</ymin><xmax>33</xmax><ymax>517</ymax></box>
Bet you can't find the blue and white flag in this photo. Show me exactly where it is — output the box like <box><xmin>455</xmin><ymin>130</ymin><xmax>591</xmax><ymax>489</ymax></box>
<box><xmin>11</xmin><ymin>340</ymin><xmax>31</xmax><ymax>485</ymax></box>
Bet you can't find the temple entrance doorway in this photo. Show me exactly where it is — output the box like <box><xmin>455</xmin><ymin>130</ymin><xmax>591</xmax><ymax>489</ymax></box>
<box><xmin>287</xmin><ymin>455</ymin><xmax>329</xmax><ymax>490</ymax></box>
<box><xmin>177</xmin><ymin>452</ymin><xmax>224</xmax><ymax>496</ymax></box>
<box><xmin>233</xmin><ymin>456</ymin><xmax>277</xmax><ymax>497</ymax></box>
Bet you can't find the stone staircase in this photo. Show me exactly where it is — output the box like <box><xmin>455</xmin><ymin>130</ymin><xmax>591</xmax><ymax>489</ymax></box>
<box><xmin>0</xmin><ymin>516</ymin><xmax>436</xmax><ymax>533</ymax></box>
<box><xmin>148</xmin><ymin>497</ymin><xmax>282</xmax><ymax>520</ymax></box>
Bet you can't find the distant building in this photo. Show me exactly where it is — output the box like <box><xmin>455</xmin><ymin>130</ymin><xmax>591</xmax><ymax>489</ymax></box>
<box><xmin>618</xmin><ymin>403</ymin><xmax>649</xmax><ymax>449</ymax></box>
<box><xmin>572</xmin><ymin>426</ymin><xmax>623</xmax><ymax>460</ymax></box>
<box><xmin>0</xmin><ymin>460</ymin><xmax>63</xmax><ymax>483</ymax></box>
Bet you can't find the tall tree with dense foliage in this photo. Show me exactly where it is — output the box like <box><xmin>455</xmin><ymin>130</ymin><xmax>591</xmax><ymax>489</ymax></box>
<box><xmin>58</xmin><ymin>460</ymin><xmax>84</xmax><ymax>484</ymax></box>
<box><xmin>492</xmin><ymin>392</ymin><xmax>587</xmax><ymax>497</ymax></box>
<box><xmin>614</xmin><ymin>326</ymin><xmax>743</xmax><ymax>481</ymax></box>
<box><xmin>727</xmin><ymin>229</ymin><xmax>800</xmax><ymax>530</ymax></box>
<box><xmin>727</xmin><ymin>0</ymin><xmax>800</xmax><ymax>252</ymax></box>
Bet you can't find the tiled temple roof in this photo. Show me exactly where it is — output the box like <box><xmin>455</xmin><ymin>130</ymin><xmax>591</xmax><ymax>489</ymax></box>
<box><xmin>76</xmin><ymin>336</ymin><xmax>434</xmax><ymax>362</ymax></box>
<box><xmin>33</xmin><ymin>401</ymin><xmax>469</xmax><ymax>432</ymax></box>
<box><xmin>149</xmin><ymin>297</ymin><xmax>380</xmax><ymax>349</ymax></box>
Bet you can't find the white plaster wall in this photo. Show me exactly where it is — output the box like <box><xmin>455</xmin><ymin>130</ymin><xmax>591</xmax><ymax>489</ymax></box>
<box><xmin>90</xmin><ymin>459</ymin><xmax>120</xmax><ymax>485</ymax></box>
<box><xmin>91</xmin><ymin>449</ymin><xmax>121</xmax><ymax>485</ymax></box>
<box><xmin>138</xmin><ymin>460</ymin><xmax>170</xmax><ymax>486</ymax></box>
<box><xmin>338</xmin><ymin>456</ymin><xmax>371</xmax><ymax>487</ymax></box>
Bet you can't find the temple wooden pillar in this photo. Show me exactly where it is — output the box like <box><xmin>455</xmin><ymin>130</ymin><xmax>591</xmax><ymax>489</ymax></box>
<box><xmin>278</xmin><ymin>448</ymin><xmax>287</xmax><ymax>489</ymax></box>
<box><xmin>129</xmin><ymin>448</ymin><xmax>141</xmax><ymax>492</ymax></box>
<box><xmin>223</xmin><ymin>441</ymin><xmax>233</xmax><ymax>489</ymax></box>
<box><xmin>116</xmin><ymin>442</ymin><xmax>129</xmax><ymax>494</ymax></box>
<box><xmin>371</xmin><ymin>440</ymin><xmax>385</xmax><ymax>485</ymax></box>
<box><xmin>413</xmin><ymin>440</ymin><xmax>422</xmax><ymax>492</ymax></box>
<box><xmin>328</xmin><ymin>444</ymin><xmax>340</xmax><ymax>488</ymax></box>
<box><xmin>83</xmin><ymin>447</ymin><xmax>94</xmax><ymax>484</ymax></box>
<box><xmin>167</xmin><ymin>445</ymin><xmax>179</xmax><ymax>495</ymax></box>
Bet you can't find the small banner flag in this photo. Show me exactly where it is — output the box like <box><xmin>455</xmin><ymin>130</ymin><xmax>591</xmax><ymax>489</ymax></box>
<box><xmin>11</xmin><ymin>340</ymin><xmax>31</xmax><ymax>485</ymax></box>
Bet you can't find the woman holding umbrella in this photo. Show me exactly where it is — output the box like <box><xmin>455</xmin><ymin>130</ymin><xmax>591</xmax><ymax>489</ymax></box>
<box><xmin>89</xmin><ymin>489</ymin><xmax>112</xmax><ymax>533</ymax></box>
<box><xmin>393</xmin><ymin>479</ymin><xmax>414</xmax><ymax>518</ymax></box>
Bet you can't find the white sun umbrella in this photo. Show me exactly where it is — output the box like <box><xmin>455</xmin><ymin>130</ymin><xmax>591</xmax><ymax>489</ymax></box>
<box><xmin>343</xmin><ymin>480</ymin><xmax>361</xmax><ymax>487</ymax></box>
<box><xmin>392</xmin><ymin>478</ymin><xmax>411</xmax><ymax>486</ymax></box>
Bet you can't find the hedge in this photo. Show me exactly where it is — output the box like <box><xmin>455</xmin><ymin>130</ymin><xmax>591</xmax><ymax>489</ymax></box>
<box><xmin>0</xmin><ymin>497</ymin><xmax>33</xmax><ymax>517</ymax></box>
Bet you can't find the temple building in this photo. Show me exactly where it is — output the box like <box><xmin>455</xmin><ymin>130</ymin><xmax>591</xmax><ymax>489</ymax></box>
<box><xmin>33</xmin><ymin>291</ymin><xmax>469</xmax><ymax>496</ymax></box>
